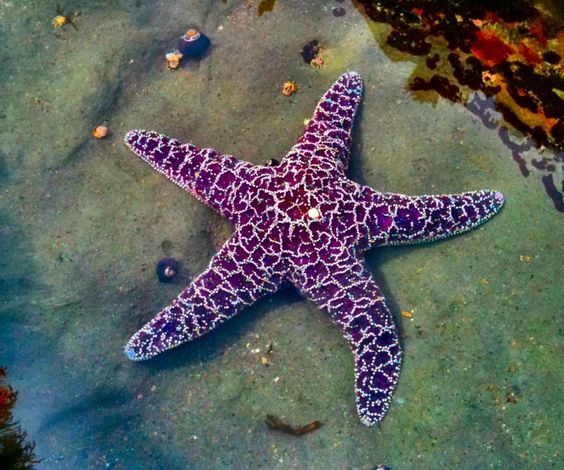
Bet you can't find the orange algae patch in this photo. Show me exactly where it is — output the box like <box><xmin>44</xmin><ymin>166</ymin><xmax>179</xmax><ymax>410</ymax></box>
<box><xmin>471</xmin><ymin>30</ymin><xmax>514</xmax><ymax>66</ymax></box>
<box><xmin>488</xmin><ymin>72</ymin><xmax>559</xmax><ymax>138</ymax></box>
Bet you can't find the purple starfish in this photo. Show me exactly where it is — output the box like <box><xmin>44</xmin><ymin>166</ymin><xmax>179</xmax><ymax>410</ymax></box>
<box><xmin>123</xmin><ymin>72</ymin><xmax>504</xmax><ymax>425</ymax></box>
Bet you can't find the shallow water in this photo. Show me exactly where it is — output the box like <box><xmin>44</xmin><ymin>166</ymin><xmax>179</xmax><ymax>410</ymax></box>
<box><xmin>0</xmin><ymin>1</ymin><xmax>562</xmax><ymax>468</ymax></box>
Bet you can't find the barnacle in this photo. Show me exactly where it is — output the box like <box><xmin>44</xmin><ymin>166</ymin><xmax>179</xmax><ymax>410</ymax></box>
<box><xmin>52</xmin><ymin>15</ymin><xmax>67</xmax><ymax>28</ymax></box>
<box><xmin>281</xmin><ymin>81</ymin><xmax>298</xmax><ymax>96</ymax></box>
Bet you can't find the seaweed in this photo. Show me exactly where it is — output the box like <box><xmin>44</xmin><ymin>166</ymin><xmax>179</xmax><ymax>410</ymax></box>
<box><xmin>0</xmin><ymin>368</ymin><xmax>39</xmax><ymax>469</ymax></box>
<box><xmin>265</xmin><ymin>414</ymin><xmax>321</xmax><ymax>436</ymax></box>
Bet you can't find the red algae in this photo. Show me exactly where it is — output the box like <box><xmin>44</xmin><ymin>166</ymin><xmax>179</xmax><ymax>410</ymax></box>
<box><xmin>0</xmin><ymin>368</ymin><xmax>39</xmax><ymax>468</ymax></box>
<box><xmin>528</xmin><ymin>18</ymin><xmax>548</xmax><ymax>47</ymax></box>
<box><xmin>470</xmin><ymin>30</ymin><xmax>514</xmax><ymax>66</ymax></box>
<box><xmin>518</xmin><ymin>43</ymin><xmax>542</xmax><ymax>64</ymax></box>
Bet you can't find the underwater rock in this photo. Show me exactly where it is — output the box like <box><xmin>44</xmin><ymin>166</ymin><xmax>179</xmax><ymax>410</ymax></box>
<box><xmin>301</xmin><ymin>39</ymin><xmax>320</xmax><ymax>64</ymax></box>
<box><xmin>410</xmin><ymin>75</ymin><xmax>461</xmax><ymax>101</ymax></box>
<box><xmin>542</xmin><ymin>51</ymin><xmax>560</xmax><ymax>65</ymax></box>
<box><xmin>355</xmin><ymin>0</ymin><xmax>564</xmax><ymax>211</ymax></box>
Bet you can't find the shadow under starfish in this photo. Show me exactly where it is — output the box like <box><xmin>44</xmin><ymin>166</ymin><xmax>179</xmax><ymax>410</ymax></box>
<box><xmin>123</xmin><ymin>72</ymin><xmax>504</xmax><ymax>426</ymax></box>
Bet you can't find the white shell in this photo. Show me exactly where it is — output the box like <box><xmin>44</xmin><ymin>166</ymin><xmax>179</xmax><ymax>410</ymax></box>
<box><xmin>307</xmin><ymin>207</ymin><xmax>321</xmax><ymax>219</ymax></box>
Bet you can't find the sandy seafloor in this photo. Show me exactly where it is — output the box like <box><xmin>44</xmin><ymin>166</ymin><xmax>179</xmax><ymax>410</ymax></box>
<box><xmin>0</xmin><ymin>1</ymin><xmax>562</xmax><ymax>468</ymax></box>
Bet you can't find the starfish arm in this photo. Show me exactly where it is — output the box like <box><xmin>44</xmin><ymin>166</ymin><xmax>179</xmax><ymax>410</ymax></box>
<box><xmin>124</xmin><ymin>130</ymin><xmax>257</xmax><ymax>222</ymax></box>
<box><xmin>292</xmin><ymin>248</ymin><xmax>401</xmax><ymax>426</ymax></box>
<box><xmin>357</xmin><ymin>187</ymin><xmax>505</xmax><ymax>248</ymax></box>
<box><xmin>124</xmin><ymin>228</ymin><xmax>285</xmax><ymax>361</ymax></box>
<box><xmin>285</xmin><ymin>71</ymin><xmax>363</xmax><ymax>172</ymax></box>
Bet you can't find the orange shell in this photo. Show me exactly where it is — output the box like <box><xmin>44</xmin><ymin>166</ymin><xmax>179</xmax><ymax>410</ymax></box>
<box><xmin>281</xmin><ymin>81</ymin><xmax>298</xmax><ymax>97</ymax></box>
<box><xmin>92</xmin><ymin>125</ymin><xmax>109</xmax><ymax>139</ymax></box>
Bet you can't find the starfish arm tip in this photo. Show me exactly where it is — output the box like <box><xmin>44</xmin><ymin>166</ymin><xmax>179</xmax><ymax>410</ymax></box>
<box><xmin>123</xmin><ymin>129</ymin><xmax>153</xmax><ymax>158</ymax></box>
<box><xmin>124</xmin><ymin>129</ymin><xmax>141</xmax><ymax>146</ymax></box>
<box><xmin>494</xmin><ymin>191</ymin><xmax>505</xmax><ymax>204</ymax></box>
<box><xmin>356</xmin><ymin>394</ymin><xmax>391</xmax><ymax>427</ymax></box>
<box><xmin>342</xmin><ymin>71</ymin><xmax>363</xmax><ymax>91</ymax></box>
<box><xmin>124</xmin><ymin>344</ymin><xmax>141</xmax><ymax>361</ymax></box>
<box><xmin>478</xmin><ymin>189</ymin><xmax>505</xmax><ymax>219</ymax></box>
<box><xmin>358</xmin><ymin>413</ymin><xmax>381</xmax><ymax>427</ymax></box>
